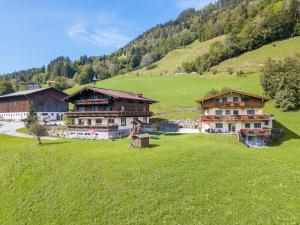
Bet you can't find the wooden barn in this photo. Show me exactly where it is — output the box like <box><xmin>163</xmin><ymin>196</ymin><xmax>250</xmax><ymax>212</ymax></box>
<box><xmin>0</xmin><ymin>87</ymin><xmax>69</xmax><ymax>121</ymax></box>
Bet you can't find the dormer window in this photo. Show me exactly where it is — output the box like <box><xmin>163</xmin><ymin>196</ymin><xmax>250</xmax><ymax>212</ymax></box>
<box><xmin>233</xmin><ymin>97</ymin><xmax>239</xmax><ymax>102</ymax></box>
<box><xmin>242</xmin><ymin>97</ymin><xmax>250</xmax><ymax>102</ymax></box>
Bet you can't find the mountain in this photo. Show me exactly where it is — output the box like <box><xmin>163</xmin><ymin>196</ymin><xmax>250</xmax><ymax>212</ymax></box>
<box><xmin>0</xmin><ymin>0</ymin><xmax>299</xmax><ymax>93</ymax></box>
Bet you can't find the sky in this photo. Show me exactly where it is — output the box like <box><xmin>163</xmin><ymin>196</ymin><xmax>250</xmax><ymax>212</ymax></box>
<box><xmin>0</xmin><ymin>0</ymin><xmax>214</xmax><ymax>74</ymax></box>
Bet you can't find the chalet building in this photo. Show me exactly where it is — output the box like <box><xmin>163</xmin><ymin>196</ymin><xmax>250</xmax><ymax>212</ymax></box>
<box><xmin>64</xmin><ymin>86</ymin><xmax>157</xmax><ymax>139</ymax></box>
<box><xmin>0</xmin><ymin>87</ymin><xmax>69</xmax><ymax>121</ymax></box>
<box><xmin>197</xmin><ymin>89</ymin><xmax>275</xmax><ymax>147</ymax></box>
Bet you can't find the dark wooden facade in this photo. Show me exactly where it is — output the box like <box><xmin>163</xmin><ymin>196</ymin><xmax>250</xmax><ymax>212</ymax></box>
<box><xmin>0</xmin><ymin>88</ymin><xmax>68</xmax><ymax>113</ymax></box>
<box><xmin>65</xmin><ymin>87</ymin><xmax>156</xmax><ymax>118</ymax></box>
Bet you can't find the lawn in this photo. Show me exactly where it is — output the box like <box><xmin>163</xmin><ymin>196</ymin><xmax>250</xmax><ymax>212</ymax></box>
<box><xmin>0</xmin><ymin>128</ymin><xmax>300</xmax><ymax>225</ymax></box>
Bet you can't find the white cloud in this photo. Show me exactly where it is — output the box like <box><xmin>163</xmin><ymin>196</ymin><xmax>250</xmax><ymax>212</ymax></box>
<box><xmin>67</xmin><ymin>23</ymin><xmax>86</xmax><ymax>38</ymax></box>
<box><xmin>176</xmin><ymin>0</ymin><xmax>215</xmax><ymax>10</ymax></box>
<box><xmin>67</xmin><ymin>13</ymin><xmax>135</xmax><ymax>50</ymax></box>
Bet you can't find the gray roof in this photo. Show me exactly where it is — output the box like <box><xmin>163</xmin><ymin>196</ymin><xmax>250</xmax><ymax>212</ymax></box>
<box><xmin>0</xmin><ymin>87</ymin><xmax>67</xmax><ymax>99</ymax></box>
<box><xmin>133</xmin><ymin>133</ymin><xmax>151</xmax><ymax>138</ymax></box>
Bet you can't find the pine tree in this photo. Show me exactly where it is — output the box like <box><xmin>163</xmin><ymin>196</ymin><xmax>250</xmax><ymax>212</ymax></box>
<box><xmin>24</xmin><ymin>102</ymin><xmax>38</xmax><ymax>128</ymax></box>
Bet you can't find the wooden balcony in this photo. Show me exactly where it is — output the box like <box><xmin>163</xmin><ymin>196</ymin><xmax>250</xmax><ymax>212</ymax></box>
<box><xmin>68</xmin><ymin>124</ymin><xmax>119</xmax><ymax>132</ymax></box>
<box><xmin>239</xmin><ymin>128</ymin><xmax>272</xmax><ymax>136</ymax></box>
<box><xmin>65</xmin><ymin>111</ymin><xmax>153</xmax><ymax>118</ymax></box>
<box><xmin>201</xmin><ymin>101</ymin><xmax>264</xmax><ymax>109</ymax></box>
<box><xmin>201</xmin><ymin>114</ymin><xmax>273</xmax><ymax>122</ymax></box>
<box><xmin>73</xmin><ymin>99</ymin><xmax>110</xmax><ymax>105</ymax></box>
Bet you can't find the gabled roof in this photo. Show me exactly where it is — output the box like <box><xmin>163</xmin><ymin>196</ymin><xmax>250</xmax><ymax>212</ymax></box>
<box><xmin>196</xmin><ymin>89</ymin><xmax>270</xmax><ymax>103</ymax></box>
<box><xmin>65</xmin><ymin>86</ymin><xmax>158</xmax><ymax>103</ymax></box>
<box><xmin>0</xmin><ymin>87</ymin><xmax>68</xmax><ymax>99</ymax></box>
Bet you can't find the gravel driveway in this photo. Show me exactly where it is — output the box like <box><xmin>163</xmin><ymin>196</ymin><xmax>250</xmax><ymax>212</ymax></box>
<box><xmin>0</xmin><ymin>121</ymin><xmax>59</xmax><ymax>140</ymax></box>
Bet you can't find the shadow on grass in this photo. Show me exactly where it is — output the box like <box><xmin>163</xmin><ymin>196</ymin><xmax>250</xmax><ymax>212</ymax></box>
<box><xmin>269</xmin><ymin>120</ymin><xmax>300</xmax><ymax>147</ymax></box>
<box><xmin>40</xmin><ymin>141</ymin><xmax>70</xmax><ymax>146</ymax></box>
<box><xmin>148</xmin><ymin>144</ymin><xmax>160</xmax><ymax>148</ymax></box>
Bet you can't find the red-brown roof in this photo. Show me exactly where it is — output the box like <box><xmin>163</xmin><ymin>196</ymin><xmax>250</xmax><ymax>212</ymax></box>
<box><xmin>65</xmin><ymin>86</ymin><xmax>158</xmax><ymax>103</ymax></box>
<box><xmin>196</xmin><ymin>89</ymin><xmax>270</xmax><ymax>104</ymax></box>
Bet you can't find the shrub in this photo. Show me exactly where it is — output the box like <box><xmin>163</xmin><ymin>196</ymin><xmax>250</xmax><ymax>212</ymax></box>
<box><xmin>227</xmin><ymin>67</ymin><xmax>234</xmax><ymax>75</ymax></box>
<box><xmin>28</xmin><ymin>122</ymin><xmax>48</xmax><ymax>145</ymax></box>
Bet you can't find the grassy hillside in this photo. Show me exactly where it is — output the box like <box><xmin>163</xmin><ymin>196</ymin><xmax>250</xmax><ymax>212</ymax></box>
<box><xmin>136</xmin><ymin>36</ymin><xmax>226</xmax><ymax>75</ymax></box>
<box><xmin>66</xmin><ymin>73</ymin><xmax>261</xmax><ymax>118</ymax></box>
<box><xmin>136</xmin><ymin>36</ymin><xmax>300</xmax><ymax>76</ymax></box>
<box><xmin>215</xmin><ymin>36</ymin><xmax>300</xmax><ymax>73</ymax></box>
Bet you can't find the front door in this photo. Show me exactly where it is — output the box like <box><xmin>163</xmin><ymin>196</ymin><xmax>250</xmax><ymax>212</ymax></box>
<box><xmin>228</xmin><ymin>123</ymin><xmax>236</xmax><ymax>133</ymax></box>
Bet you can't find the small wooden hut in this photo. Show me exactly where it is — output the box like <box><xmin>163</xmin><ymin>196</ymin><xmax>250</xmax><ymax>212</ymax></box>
<box><xmin>132</xmin><ymin>133</ymin><xmax>150</xmax><ymax>148</ymax></box>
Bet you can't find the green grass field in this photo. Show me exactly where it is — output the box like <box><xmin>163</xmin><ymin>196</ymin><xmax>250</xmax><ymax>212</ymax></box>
<box><xmin>1</xmin><ymin>120</ymin><xmax>300</xmax><ymax>224</ymax></box>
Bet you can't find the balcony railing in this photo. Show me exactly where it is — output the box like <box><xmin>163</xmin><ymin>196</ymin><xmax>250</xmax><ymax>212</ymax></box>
<box><xmin>68</xmin><ymin>124</ymin><xmax>119</xmax><ymax>131</ymax></box>
<box><xmin>201</xmin><ymin>114</ymin><xmax>273</xmax><ymax>122</ymax></box>
<box><xmin>239</xmin><ymin>128</ymin><xmax>272</xmax><ymax>135</ymax></box>
<box><xmin>65</xmin><ymin>111</ymin><xmax>153</xmax><ymax>117</ymax></box>
<box><xmin>73</xmin><ymin>99</ymin><xmax>110</xmax><ymax>105</ymax></box>
<box><xmin>202</xmin><ymin>101</ymin><xmax>264</xmax><ymax>109</ymax></box>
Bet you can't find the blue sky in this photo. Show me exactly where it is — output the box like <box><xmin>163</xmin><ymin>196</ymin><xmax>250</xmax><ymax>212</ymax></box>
<box><xmin>0</xmin><ymin>0</ymin><xmax>214</xmax><ymax>74</ymax></box>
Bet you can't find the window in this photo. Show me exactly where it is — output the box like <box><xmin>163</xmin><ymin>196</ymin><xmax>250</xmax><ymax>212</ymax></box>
<box><xmin>108</xmin><ymin>119</ymin><xmax>115</xmax><ymax>124</ymax></box>
<box><xmin>214</xmin><ymin>98</ymin><xmax>220</xmax><ymax>102</ymax></box>
<box><xmin>222</xmin><ymin>97</ymin><xmax>228</xmax><ymax>102</ymax></box>
<box><xmin>242</xmin><ymin>97</ymin><xmax>250</xmax><ymax>102</ymax></box>
<box><xmin>95</xmin><ymin>119</ymin><xmax>102</xmax><ymax>125</ymax></box>
<box><xmin>245</xmin><ymin>123</ymin><xmax>251</xmax><ymax>128</ymax></box>
<box><xmin>233</xmin><ymin>97</ymin><xmax>239</xmax><ymax>102</ymax></box>
<box><xmin>247</xmin><ymin>110</ymin><xmax>255</xmax><ymax>115</ymax></box>
<box><xmin>78</xmin><ymin>119</ymin><xmax>84</xmax><ymax>125</ymax></box>
<box><xmin>143</xmin><ymin>117</ymin><xmax>148</xmax><ymax>123</ymax></box>
<box><xmin>215</xmin><ymin>110</ymin><xmax>223</xmax><ymax>115</ymax></box>
<box><xmin>121</xmin><ymin>117</ymin><xmax>126</xmax><ymax>126</ymax></box>
<box><xmin>92</xmin><ymin>95</ymin><xmax>99</xmax><ymax>99</ymax></box>
<box><xmin>78</xmin><ymin>107</ymin><xmax>85</xmax><ymax>112</ymax></box>
<box><xmin>121</xmin><ymin>106</ymin><xmax>125</xmax><ymax>112</ymax></box>
<box><xmin>264</xmin><ymin>120</ymin><xmax>269</xmax><ymax>126</ymax></box>
<box><xmin>225</xmin><ymin>110</ymin><xmax>231</xmax><ymax>115</ymax></box>
<box><xmin>254</xmin><ymin>123</ymin><xmax>261</xmax><ymax>128</ymax></box>
<box><xmin>106</xmin><ymin>106</ymin><xmax>113</xmax><ymax>111</ymax></box>
<box><xmin>233</xmin><ymin>110</ymin><xmax>239</xmax><ymax>115</ymax></box>
<box><xmin>216</xmin><ymin>123</ymin><xmax>223</xmax><ymax>129</ymax></box>
<box><xmin>92</xmin><ymin>106</ymin><xmax>99</xmax><ymax>112</ymax></box>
